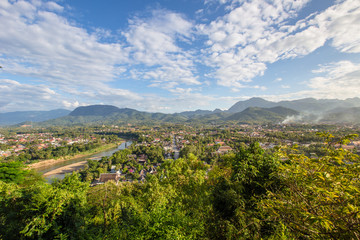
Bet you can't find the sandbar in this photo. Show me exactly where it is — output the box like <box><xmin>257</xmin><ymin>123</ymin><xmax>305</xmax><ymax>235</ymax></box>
<box><xmin>27</xmin><ymin>143</ymin><xmax>119</xmax><ymax>170</ymax></box>
<box><xmin>43</xmin><ymin>161</ymin><xmax>87</xmax><ymax>176</ymax></box>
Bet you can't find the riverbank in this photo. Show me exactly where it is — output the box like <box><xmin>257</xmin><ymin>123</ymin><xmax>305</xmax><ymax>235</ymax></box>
<box><xmin>42</xmin><ymin>161</ymin><xmax>88</xmax><ymax>176</ymax></box>
<box><xmin>28</xmin><ymin>142</ymin><xmax>121</xmax><ymax>170</ymax></box>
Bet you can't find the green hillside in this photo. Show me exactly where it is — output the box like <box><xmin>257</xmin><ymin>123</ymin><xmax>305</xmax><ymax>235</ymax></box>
<box><xmin>226</xmin><ymin>106</ymin><xmax>298</xmax><ymax>123</ymax></box>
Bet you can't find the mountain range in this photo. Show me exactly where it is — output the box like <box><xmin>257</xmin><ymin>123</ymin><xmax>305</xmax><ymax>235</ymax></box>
<box><xmin>0</xmin><ymin>109</ymin><xmax>71</xmax><ymax>126</ymax></box>
<box><xmin>1</xmin><ymin>97</ymin><xmax>360</xmax><ymax>126</ymax></box>
<box><xmin>228</xmin><ymin>97</ymin><xmax>360</xmax><ymax>113</ymax></box>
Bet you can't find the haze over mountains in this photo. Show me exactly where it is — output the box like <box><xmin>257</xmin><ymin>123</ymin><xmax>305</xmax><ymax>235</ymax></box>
<box><xmin>1</xmin><ymin>97</ymin><xmax>360</xmax><ymax>126</ymax></box>
<box><xmin>228</xmin><ymin>97</ymin><xmax>360</xmax><ymax>113</ymax></box>
<box><xmin>0</xmin><ymin>109</ymin><xmax>71</xmax><ymax>126</ymax></box>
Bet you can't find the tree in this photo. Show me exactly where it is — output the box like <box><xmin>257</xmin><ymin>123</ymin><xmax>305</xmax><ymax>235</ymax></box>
<box><xmin>0</xmin><ymin>162</ymin><xmax>29</xmax><ymax>184</ymax></box>
<box><xmin>0</xmin><ymin>173</ymin><xmax>89</xmax><ymax>239</ymax></box>
<box><xmin>208</xmin><ymin>142</ymin><xmax>280</xmax><ymax>239</ymax></box>
<box><xmin>261</xmin><ymin>134</ymin><xmax>360</xmax><ymax>239</ymax></box>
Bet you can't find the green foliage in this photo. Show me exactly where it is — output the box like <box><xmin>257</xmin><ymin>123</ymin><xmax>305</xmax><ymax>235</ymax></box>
<box><xmin>8</xmin><ymin>142</ymin><xmax>104</xmax><ymax>163</ymax></box>
<box><xmin>0</xmin><ymin>174</ymin><xmax>89</xmax><ymax>240</ymax></box>
<box><xmin>83</xmin><ymin>154</ymin><xmax>210</xmax><ymax>239</ymax></box>
<box><xmin>130</xmin><ymin>144</ymin><xmax>165</xmax><ymax>163</ymax></box>
<box><xmin>208</xmin><ymin>142</ymin><xmax>281</xmax><ymax>239</ymax></box>
<box><xmin>262</xmin><ymin>139</ymin><xmax>360</xmax><ymax>239</ymax></box>
<box><xmin>1</xmin><ymin>131</ymin><xmax>360</xmax><ymax>239</ymax></box>
<box><xmin>0</xmin><ymin>161</ymin><xmax>29</xmax><ymax>184</ymax></box>
<box><xmin>226</xmin><ymin>107</ymin><xmax>298</xmax><ymax>123</ymax></box>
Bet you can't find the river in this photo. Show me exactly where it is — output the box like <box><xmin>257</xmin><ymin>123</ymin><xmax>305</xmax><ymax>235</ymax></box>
<box><xmin>39</xmin><ymin>141</ymin><xmax>132</xmax><ymax>182</ymax></box>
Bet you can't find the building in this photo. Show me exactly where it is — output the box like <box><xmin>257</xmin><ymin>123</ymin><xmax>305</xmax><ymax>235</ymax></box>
<box><xmin>99</xmin><ymin>172</ymin><xmax>120</xmax><ymax>184</ymax></box>
<box><xmin>216</xmin><ymin>145</ymin><xmax>233</xmax><ymax>154</ymax></box>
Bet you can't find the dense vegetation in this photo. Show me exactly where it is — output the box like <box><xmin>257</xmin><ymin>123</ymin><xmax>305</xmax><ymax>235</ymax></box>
<box><xmin>1</xmin><ymin>126</ymin><xmax>122</xmax><ymax>164</ymax></box>
<box><xmin>1</xmin><ymin>133</ymin><xmax>359</xmax><ymax>239</ymax></box>
<box><xmin>78</xmin><ymin>143</ymin><xmax>164</xmax><ymax>182</ymax></box>
<box><xmin>5</xmin><ymin>141</ymin><xmax>104</xmax><ymax>163</ymax></box>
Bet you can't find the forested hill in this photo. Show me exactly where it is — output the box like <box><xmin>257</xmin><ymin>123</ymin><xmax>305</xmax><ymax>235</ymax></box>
<box><xmin>69</xmin><ymin>105</ymin><xmax>125</xmax><ymax>116</ymax></box>
<box><xmin>323</xmin><ymin>107</ymin><xmax>360</xmax><ymax>123</ymax></box>
<box><xmin>4</xmin><ymin>97</ymin><xmax>360</xmax><ymax>126</ymax></box>
<box><xmin>55</xmin><ymin>97</ymin><xmax>360</xmax><ymax>125</ymax></box>
<box><xmin>226</xmin><ymin>106</ymin><xmax>299</xmax><ymax>122</ymax></box>
<box><xmin>228</xmin><ymin>97</ymin><xmax>360</xmax><ymax>113</ymax></box>
<box><xmin>38</xmin><ymin>105</ymin><xmax>299</xmax><ymax>126</ymax></box>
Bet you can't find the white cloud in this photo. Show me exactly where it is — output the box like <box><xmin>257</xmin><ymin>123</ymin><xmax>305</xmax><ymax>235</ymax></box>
<box><xmin>62</xmin><ymin>100</ymin><xmax>81</xmax><ymax>109</ymax></box>
<box><xmin>168</xmin><ymin>87</ymin><xmax>193</xmax><ymax>95</ymax></box>
<box><xmin>253</xmin><ymin>85</ymin><xmax>267</xmax><ymax>91</ymax></box>
<box><xmin>252</xmin><ymin>60</ymin><xmax>360</xmax><ymax>102</ymax></box>
<box><xmin>44</xmin><ymin>1</ymin><xmax>64</xmax><ymax>12</ymax></box>
<box><xmin>323</xmin><ymin>0</ymin><xmax>360</xmax><ymax>53</ymax></box>
<box><xmin>0</xmin><ymin>0</ymin><xmax>130</xmax><ymax>94</ymax></box>
<box><xmin>198</xmin><ymin>0</ymin><xmax>360</xmax><ymax>90</ymax></box>
<box><xmin>123</xmin><ymin>9</ymin><xmax>200</xmax><ymax>88</ymax></box>
<box><xmin>0</xmin><ymin>1</ymin><xmax>198</xmax><ymax>111</ymax></box>
<box><xmin>1</xmin><ymin>0</ymin><xmax>360</xmax><ymax>113</ymax></box>
<box><xmin>0</xmin><ymin>78</ymin><xmax>62</xmax><ymax>112</ymax></box>
<box><xmin>158</xmin><ymin>93</ymin><xmax>215</xmax><ymax>112</ymax></box>
<box><xmin>0</xmin><ymin>75</ymin><xmax>145</xmax><ymax>112</ymax></box>
<box><xmin>198</xmin><ymin>0</ymin><xmax>311</xmax><ymax>88</ymax></box>
<box><xmin>306</xmin><ymin>60</ymin><xmax>360</xmax><ymax>99</ymax></box>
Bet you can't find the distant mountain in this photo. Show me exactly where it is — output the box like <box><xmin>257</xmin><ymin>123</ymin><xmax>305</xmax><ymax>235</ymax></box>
<box><xmin>69</xmin><ymin>105</ymin><xmax>123</xmax><ymax>116</ymax></box>
<box><xmin>228</xmin><ymin>97</ymin><xmax>275</xmax><ymax>113</ymax></box>
<box><xmin>226</xmin><ymin>106</ymin><xmax>298</xmax><ymax>123</ymax></box>
<box><xmin>0</xmin><ymin>109</ymin><xmax>71</xmax><ymax>126</ymax></box>
<box><xmin>178</xmin><ymin>109</ymin><xmax>223</xmax><ymax>118</ymax></box>
<box><xmin>16</xmin><ymin>97</ymin><xmax>360</xmax><ymax>127</ymax></box>
<box><xmin>228</xmin><ymin>97</ymin><xmax>360</xmax><ymax>113</ymax></box>
<box><xmin>65</xmin><ymin>105</ymin><xmax>223</xmax><ymax>125</ymax></box>
<box><xmin>189</xmin><ymin>111</ymin><xmax>231</xmax><ymax>123</ymax></box>
<box><xmin>178</xmin><ymin>109</ymin><xmax>213</xmax><ymax>118</ymax></box>
<box><xmin>322</xmin><ymin>107</ymin><xmax>360</xmax><ymax>124</ymax></box>
<box><xmin>39</xmin><ymin>105</ymin><xmax>187</xmax><ymax>126</ymax></box>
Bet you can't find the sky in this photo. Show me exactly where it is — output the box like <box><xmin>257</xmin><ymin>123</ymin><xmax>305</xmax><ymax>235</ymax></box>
<box><xmin>0</xmin><ymin>0</ymin><xmax>360</xmax><ymax>113</ymax></box>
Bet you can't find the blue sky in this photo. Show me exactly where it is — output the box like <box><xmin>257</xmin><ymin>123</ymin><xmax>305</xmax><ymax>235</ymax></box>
<box><xmin>0</xmin><ymin>0</ymin><xmax>359</xmax><ymax>113</ymax></box>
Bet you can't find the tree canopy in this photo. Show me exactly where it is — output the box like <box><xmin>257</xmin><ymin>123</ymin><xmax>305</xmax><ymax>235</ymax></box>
<box><xmin>1</xmin><ymin>134</ymin><xmax>360</xmax><ymax>239</ymax></box>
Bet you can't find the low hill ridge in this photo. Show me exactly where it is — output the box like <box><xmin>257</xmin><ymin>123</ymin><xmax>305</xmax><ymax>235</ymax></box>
<box><xmin>0</xmin><ymin>109</ymin><xmax>71</xmax><ymax>126</ymax></box>
<box><xmin>69</xmin><ymin>105</ymin><xmax>122</xmax><ymax>116</ymax></box>
<box><xmin>6</xmin><ymin>97</ymin><xmax>360</xmax><ymax>126</ymax></box>
<box><xmin>228</xmin><ymin>97</ymin><xmax>360</xmax><ymax>113</ymax></box>
<box><xmin>226</xmin><ymin>106</ymin><xmax>298</xmax><ymax>122</ymax></box>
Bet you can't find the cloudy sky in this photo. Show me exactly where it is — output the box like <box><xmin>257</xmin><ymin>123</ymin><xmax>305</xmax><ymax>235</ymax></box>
<box><xmin>0</xmin><ymin>0</ymin><xmax>359</xmax><ymax>113</ymax></box>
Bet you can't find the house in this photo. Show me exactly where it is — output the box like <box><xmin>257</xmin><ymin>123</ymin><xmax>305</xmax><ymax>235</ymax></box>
<box><xmin>216</xmin><ymin>145</ymin><xmax>233</xmax><ymax>154</ymax></box>
<box><xmin>0</xmin><ymin>150</ymin><xmax>11</xmax><ymax>157</ymax></box>
<box><xmin>137</xmin><ymin>154</ymin><xmax>147</xmax><ymax>164</ymax></box>
<box><xmin>99</xmin><ymin>172</ymin><xmax>120</xmax><ymax>183</ymax></box>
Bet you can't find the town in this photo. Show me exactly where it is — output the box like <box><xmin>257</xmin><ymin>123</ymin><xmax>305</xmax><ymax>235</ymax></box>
<box><xmin>2</xmin><ymin>123</ymin><xmax>360</xmax><ymax>184</ymax></box>
<box><xmin>1</xmin><ymin>122</ymin><xmax>360</xmax><ymax>239</ymax></box>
